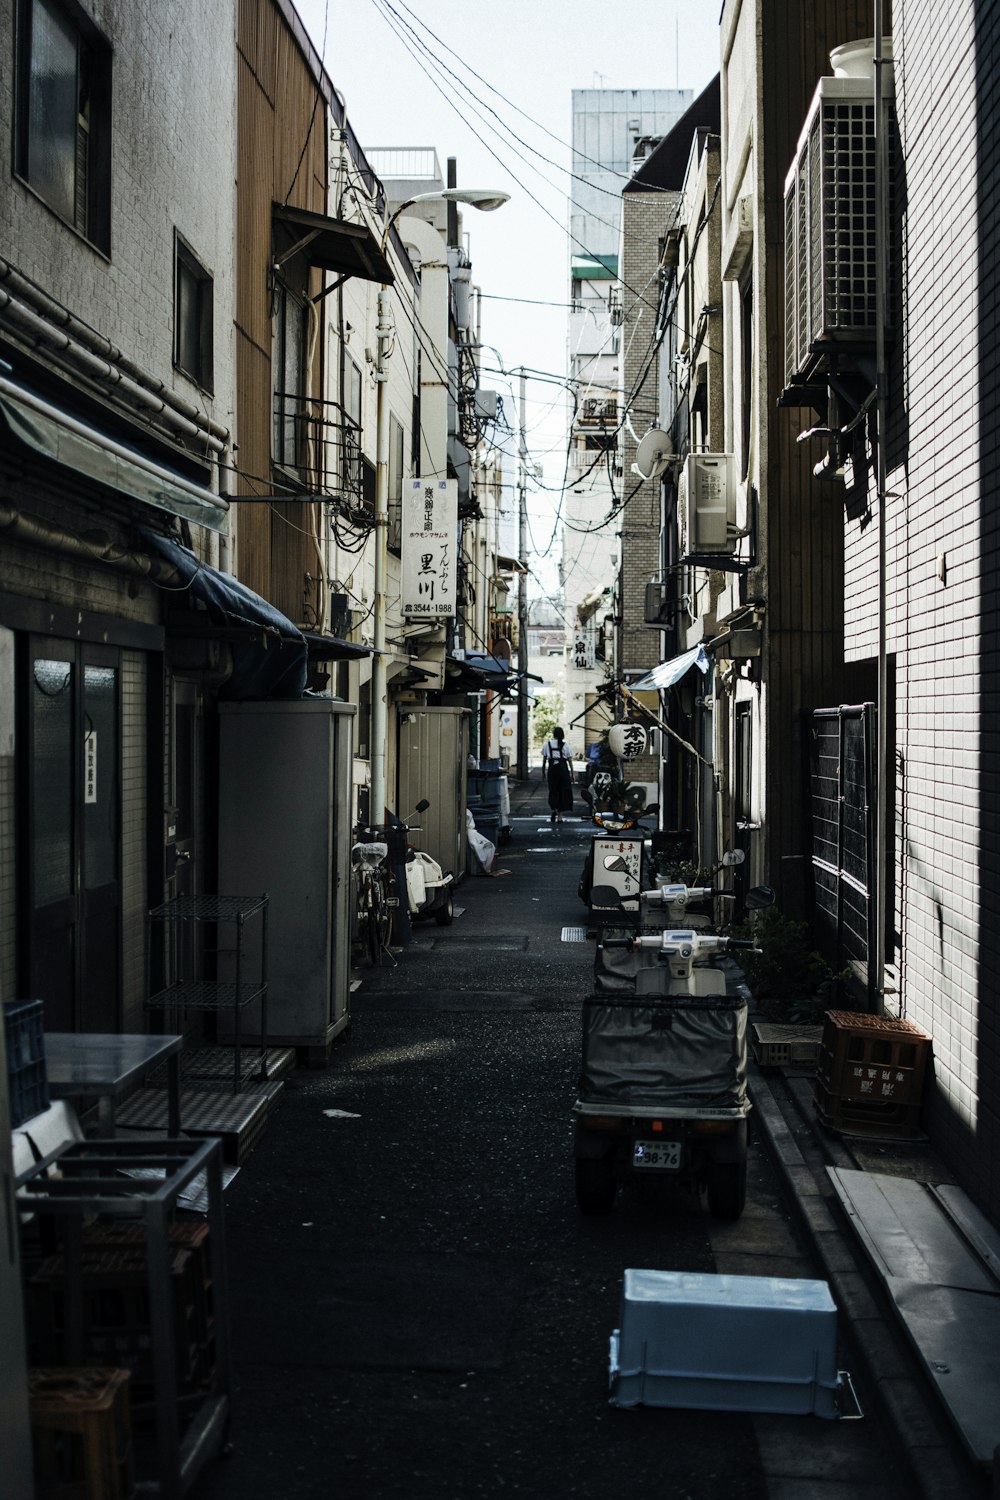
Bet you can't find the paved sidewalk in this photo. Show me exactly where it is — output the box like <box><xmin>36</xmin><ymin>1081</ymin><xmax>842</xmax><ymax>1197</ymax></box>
<box><xmin>749</xmin><ymin>1063</ymin><xmax>993</xmax><ymax>1500</ymax></box>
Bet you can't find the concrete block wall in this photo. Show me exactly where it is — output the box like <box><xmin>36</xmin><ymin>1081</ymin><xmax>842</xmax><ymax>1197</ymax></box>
<box><xmin>0</xmin><ymin>0</ymin><xmax>237</xmax><ymax>436</ymax></box>
<box><xmin>843</xmin><ymin>0</ymin><xmax>1000</xmax><ymax>1215</ymax></box>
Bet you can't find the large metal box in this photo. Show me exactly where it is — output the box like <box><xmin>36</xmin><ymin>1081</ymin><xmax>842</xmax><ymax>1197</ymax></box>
<box><xmin>609</xmin><ymin>1269</ymin><xmax>840</xmax><ymax>1417</ymax></box>
<box><xmin>218</xmin><ymin>698</ymin><xmax>355</xmax><ymax>1050</ymax></box>
<box><xmin>396</xmin><ymin>706</ymin><xmax>469</xmax><ymax>878</ymax></box>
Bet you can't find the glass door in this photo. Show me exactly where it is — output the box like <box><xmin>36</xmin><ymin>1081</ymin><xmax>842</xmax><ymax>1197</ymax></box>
<box><xmin>25</xmin><ymin>639</ymin><xmax>120</xmax><ymax>1032</ymax></box>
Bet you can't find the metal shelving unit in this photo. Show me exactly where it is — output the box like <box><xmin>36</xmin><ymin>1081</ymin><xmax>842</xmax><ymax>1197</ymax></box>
<box><xmin>146</xmin><ymin>895</ymin><xmax>269</xmax><ymax>1094</ymax></box>
<box><xmin>17</xmin><ymin>1135</ymin><xmax>233</xmax><ymax>1499</ymax></box>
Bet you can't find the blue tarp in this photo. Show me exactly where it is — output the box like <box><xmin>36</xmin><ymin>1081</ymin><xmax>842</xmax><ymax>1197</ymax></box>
<box><xmin>142</xmin><ymin>530</ymin><xmax>308</xmax><ymax>700</ymax></box>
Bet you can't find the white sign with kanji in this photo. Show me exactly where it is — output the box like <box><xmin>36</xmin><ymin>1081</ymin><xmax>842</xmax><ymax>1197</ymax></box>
<box><xmin>402</xmin><ymin>478</ymin><xmax>457</xmax><ymax>618</ymax></box>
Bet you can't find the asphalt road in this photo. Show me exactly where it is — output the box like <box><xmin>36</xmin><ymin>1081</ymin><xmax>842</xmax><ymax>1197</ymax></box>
<box><xmin>190</xmin><ymin>779</ymin><xmax>908</xmax><ymax>1500</ymax></box>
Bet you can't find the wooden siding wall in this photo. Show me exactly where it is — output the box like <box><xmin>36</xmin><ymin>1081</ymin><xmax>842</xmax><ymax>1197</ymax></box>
<box><xmin>236</xmin><ymin>0</ymin><xmax>327</xmax><ymax>624</ymax></box>
<box><xmin>759</xmin><ymin>0</ymin><xmax>885</xmax><ymax>913</ymax></box>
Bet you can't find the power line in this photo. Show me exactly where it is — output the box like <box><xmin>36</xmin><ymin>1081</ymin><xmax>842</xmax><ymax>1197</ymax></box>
<box><xmin>384</xmin><ymin>0</ymin><xmax>681</xmax><ymax>194</ymax></box>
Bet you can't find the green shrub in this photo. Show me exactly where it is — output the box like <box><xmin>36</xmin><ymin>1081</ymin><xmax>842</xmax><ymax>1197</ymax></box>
<box><xmin>734</xmin><ymin>907</ymin><xmax>845</xmax><ymax>1023</ymax></box>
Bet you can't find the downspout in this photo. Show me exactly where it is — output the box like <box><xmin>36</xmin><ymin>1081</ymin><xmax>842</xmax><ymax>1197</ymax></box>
<box><xmin>873</xmin><ymin>13</ymin><xmax>889</xmax><ymax>1011</ymax></box>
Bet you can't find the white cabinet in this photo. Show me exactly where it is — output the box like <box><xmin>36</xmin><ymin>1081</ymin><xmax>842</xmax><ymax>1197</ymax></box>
<box><xmin>218</xmin><ymin>698</ymin><xmax>355</xmax><ymax>1057</ymax></box>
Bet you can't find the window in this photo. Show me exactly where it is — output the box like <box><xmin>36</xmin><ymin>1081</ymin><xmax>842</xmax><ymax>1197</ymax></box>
<box><xmin>15</xmin><ymin>0</ymin><xmax>112</xmax><ymax>252</ymax></box>
<box><xmin>387</xmin><ymin>413</ymin><xmax>404</xmax><ymax>550</ymax></box>
<box><xmin>273</xmin><ymin>282</ymin><xmax>306</xmax><ymax>470</ymax></box>
<box><xmin>174</xmin><ymin>236</ymin><xmax>214</xmax><ymax>393</ymax></box>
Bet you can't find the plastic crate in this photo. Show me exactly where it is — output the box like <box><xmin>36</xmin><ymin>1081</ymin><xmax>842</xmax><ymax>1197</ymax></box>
<box><xmin>30</xmin><ymin>1244</ymin><xmax>204</xmax><ymax>1398</ymax></box>
<box><xmin>817</xmin><ymin>1010</ymin><xmax>931</xmax><ymax>1104</ymax></box>
<box><xmin>29</xmin><ymin>1367</ymin><xmax>135</xmax><ymax>1500</ymax></box>
<box><xmin>4</xmin><ymin>997</ymin><xmax>50</xmax><ymax>1128</ymax></box>
<box><xmin>752</xmin><ymin>1023</ymin><xmax>824</xmax><ymax>1070</ymax></box>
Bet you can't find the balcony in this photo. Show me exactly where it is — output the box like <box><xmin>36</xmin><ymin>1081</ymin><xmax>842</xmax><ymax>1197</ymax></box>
<box><xmin>272</xmin><ymin>393</ymin><xmax>372</xmax><ymax>512</ymax></box>
<box><xmin>577</xmin><ymin>396</ymin><xmax>618</xmax><ymax>428</ymax></box>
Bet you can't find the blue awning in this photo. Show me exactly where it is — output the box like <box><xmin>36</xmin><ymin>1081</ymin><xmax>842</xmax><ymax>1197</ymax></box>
<box><xmin>142</xmin><ymin>531</ymin><xmax>307</xmax><ymax>700</ymax></box>
<box><xmin>630</xmin><ymin>643</ymin><xmax>711</xmax><ymax>692</ymax></box>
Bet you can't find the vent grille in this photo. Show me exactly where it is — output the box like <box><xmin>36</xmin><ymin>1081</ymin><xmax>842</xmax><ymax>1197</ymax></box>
<box><xmin>784</xmin><ymin>78</ymin><xmax>895</xmax><ymax>384</ymax></box>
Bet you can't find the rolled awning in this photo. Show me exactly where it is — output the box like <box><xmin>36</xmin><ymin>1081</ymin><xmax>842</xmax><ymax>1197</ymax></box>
<box><xmin>142</xmin><ymin>530</ymin><xmax>307</xmax><ymax>699</ymax></box>
<box><xmin>630</xmin><ymin>643</ymin><xmax>711</xmax><ymax>692</ymax></box>
<box><xmin>0</xmin><ymin>373</ymin><xmax>229</xmax><ymax>533</ymax></box>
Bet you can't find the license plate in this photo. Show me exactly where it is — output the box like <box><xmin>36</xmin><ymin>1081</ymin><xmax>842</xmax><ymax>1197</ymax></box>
<box><xmin>632</xmin><ymin>1138</ymin><xmax>681</xmax><ymax>1170</ymax></box>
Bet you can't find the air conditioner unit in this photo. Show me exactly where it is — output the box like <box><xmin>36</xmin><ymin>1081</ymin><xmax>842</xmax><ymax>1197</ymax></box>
<box><xmin>678</xmin><ymin>454</ymin><xmax>737</xmax><ymax>555</ymax></box>
<box><xmin>783</xmin><ymin>41</ymin><xmax>895</xmax><ymax>385</ymax></box>
<box><xmin>644</xmin><ymin>578</ymin><xmax>688</xmax><ymax>626</ymax></box>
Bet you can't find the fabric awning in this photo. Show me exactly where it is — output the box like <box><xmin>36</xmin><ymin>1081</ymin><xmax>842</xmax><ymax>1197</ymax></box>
<box><xmin>630</xmin><ymin>643</ymin><xmax>711</xmax><ymax>692</ymax></box>
<box><xmin>143</xmin><ymin>531</ymin><xmax>307</xmax><ymax>699</ymax></box>
<box><xmin>272</xmin><ymin>203</ymin><xmax>394</xmax><ymax>285</ymax></box>
<box><xmin>571</xmin><ymin>253</ymin><xmax>618</xmax><ymax>281</ymax></box>
<box><xmin>0</xmin><ymin>374</ymin><xmax>229</xmax><ymax>533</ymax></box>
<box><xmin>302</xmin><ymin>630</ymin><xmax>374</xmax><ymax>662</ymax></box>
<box><xmin>446</xmin><ymin>650</ymin><xmax>513</xmax><ymax>692</ymax></box>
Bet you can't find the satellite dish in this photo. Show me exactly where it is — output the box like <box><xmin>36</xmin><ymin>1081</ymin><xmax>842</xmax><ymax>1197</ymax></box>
<box><xmin>632</xmin><ymin>427</ymin><xmax>674</xmax><ymax>482</ymax></box>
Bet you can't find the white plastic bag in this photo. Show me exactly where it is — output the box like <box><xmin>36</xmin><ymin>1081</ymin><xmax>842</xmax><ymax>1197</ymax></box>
<box><xmin>466</xmin><ymin>807</ymin><xmax>495</xmax><ymax>873</ymax></box>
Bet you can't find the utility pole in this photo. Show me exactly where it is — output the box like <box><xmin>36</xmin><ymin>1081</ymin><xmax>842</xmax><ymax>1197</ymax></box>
<box><xmin>517</xmin><ymin>367</ymin><xmax>529</xmax><ymax>781</ymax></box>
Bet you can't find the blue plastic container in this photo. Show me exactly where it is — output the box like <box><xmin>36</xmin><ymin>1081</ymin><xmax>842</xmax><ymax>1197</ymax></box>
<box><xmin>4</xmin><ymin>997</ymin><xmax>49</xmax><ymax>1128</ymax></box>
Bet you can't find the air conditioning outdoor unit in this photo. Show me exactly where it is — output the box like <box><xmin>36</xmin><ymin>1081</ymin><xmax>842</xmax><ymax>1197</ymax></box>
<box><xmin>783</xmin><ymin>39</ymin><xmax>895</xmax><ymax>385</ymax></box>
<box><xmin>678</xmin><ymin>453</ymin><xmax>737</xmax><ymax>555</ymax></box>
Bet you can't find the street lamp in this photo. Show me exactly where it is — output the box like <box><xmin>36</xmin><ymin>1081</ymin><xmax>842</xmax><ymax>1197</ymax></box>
<box><xmin>369</xmin><ymin>187</ymin><xmax>510</xmax><ymax>829</ymax></box>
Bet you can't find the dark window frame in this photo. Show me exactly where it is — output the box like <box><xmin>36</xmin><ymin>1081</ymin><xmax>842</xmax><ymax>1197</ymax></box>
<box><xmin>174</xmin><ymin>232</ymin><xmax>215</xmax><ymax>394</ymax></box>
<box><xmin>13</xmin><ymin>0</ymin><xmax>112</xmax><ymax>255</ymax></box>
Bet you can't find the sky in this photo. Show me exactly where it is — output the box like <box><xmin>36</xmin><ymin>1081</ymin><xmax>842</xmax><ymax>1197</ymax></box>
<box><xmin>295</xmin><ymin>0</ymin><xmax>724</xmax><ymax>596</ymax></box>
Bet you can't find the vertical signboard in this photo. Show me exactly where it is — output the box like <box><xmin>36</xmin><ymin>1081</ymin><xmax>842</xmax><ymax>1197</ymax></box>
<box><xmin>402</xmin><ymin>478</ymin><xmax>457</xmax><ymax>619</ymax></box>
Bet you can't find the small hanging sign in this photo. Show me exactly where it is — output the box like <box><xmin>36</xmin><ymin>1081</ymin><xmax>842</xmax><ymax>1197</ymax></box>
<box><xmin>401</xmin><ymin>478</ymin><xmax>457</xmax><ymax>619</ymax></box>
<box><xmin>84</xmin><ymin>731</ymin><xmax>98</xmax><ymax>803</ymax></box>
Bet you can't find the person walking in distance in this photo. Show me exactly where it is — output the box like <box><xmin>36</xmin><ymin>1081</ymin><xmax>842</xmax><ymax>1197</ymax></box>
<box><xmin>542</xmin><ymin>726</ymin><xmax>574</xmax><ymax>824</ymax></box>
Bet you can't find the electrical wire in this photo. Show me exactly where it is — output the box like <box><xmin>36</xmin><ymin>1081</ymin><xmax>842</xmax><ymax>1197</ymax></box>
<box><xmin>369</xmin><ymin>0</ymin><xmax>663</xmax><ymax>311</ymax></box>
<box><xmin>382</xmin><ymin>0</ymin><xmax>682</xmax><ymax>194</ymax></box>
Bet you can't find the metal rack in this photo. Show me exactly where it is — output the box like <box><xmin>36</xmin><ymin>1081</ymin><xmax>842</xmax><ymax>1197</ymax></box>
<box><xmin>17</xmin><ymin>1135</ymin><xmax>232</xmax><ymax>1499</ymax></box>
<box><xmin>146</xmin><ymin>895</ymin><xmax>269</xmax><ymax>1094</ymax></box>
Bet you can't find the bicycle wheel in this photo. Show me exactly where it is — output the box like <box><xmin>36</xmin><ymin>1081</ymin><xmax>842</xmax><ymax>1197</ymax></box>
<box><xmin>366</xmin><ymin>872</ymin><xmax>392</xmax><ymax>965</ymax></box>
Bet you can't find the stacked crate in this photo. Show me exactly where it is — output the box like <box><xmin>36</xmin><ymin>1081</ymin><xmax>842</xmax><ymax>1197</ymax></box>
<box><xmin>29</xmin><ymin>1223</ymin><xmax>217</xmax><ymax>1412</ymax></box>
<box><xmin>814</xmin><ymin>1010</ymin><xmax>932</xmax><ymax>1136</ymax></box>
<box><xmin>29</xmin><ymin>1367</ymin><xmax>134</xmax><ymax>1500</ymax></box>
<box><xmin>4</xmin><ymin>997</ymin><xmax>49</xmax><ymax>1127</ymax></box>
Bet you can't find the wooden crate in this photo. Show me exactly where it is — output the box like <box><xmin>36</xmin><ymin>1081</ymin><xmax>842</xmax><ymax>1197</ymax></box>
<box><xmin>29</xmin><ymin>1367</ymin><xmax>134</xmax><ymax>1500</ymax></box>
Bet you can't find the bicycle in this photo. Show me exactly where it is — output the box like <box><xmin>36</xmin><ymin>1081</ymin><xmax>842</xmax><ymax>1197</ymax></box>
<box><xmin>351</xmin><ymin>826</ymin><xmax>393</xmax><ymax>966</ymax></box>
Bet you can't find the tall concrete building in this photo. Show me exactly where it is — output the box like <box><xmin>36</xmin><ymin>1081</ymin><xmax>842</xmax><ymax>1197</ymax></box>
<box><xmin>562</xmin><ymin>88</ymin><xmax>691</xmax><ymax>742</ymax></box>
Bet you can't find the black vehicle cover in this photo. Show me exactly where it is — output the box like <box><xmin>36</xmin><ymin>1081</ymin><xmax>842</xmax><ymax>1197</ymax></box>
<box><xmin>579</xmin><ymin>994</ymin><xmax>749</xmax><ymax>1113</ymax></box>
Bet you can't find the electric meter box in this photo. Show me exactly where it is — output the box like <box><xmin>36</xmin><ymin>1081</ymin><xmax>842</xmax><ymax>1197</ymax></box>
<box><xmin>679</xmin><ymin>452</ymin><xmax>736</xmax><ymax>553</ymax></box>
<box><xmin>609</xmin><ymin>1268</ymin><xmax>841</xmax><ymax>1417</ymax></box>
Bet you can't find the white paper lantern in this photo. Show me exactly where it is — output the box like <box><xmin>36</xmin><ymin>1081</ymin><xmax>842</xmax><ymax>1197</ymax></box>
<box><xmin>608</xmin><ymin>722</ymin><xmax>647</xmax><ymax>761</ymax></box>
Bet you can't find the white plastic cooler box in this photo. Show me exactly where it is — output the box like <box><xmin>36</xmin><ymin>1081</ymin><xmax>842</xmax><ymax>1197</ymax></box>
<box><xmin>609</xmin><ymin>1269</ymin><xmax>841</xmax><ymax>1417</ymax></box>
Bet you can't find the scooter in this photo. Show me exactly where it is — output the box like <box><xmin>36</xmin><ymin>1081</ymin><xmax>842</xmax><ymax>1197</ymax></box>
<box><xmin>397</xmin><ymin>799</ymin><xmax>455</xmax><ymax>927</ymax></box>
<box><xmin>572</xmin><ymin>883</ymin><xmax>772</xmax><ymax>1222</ymax></box>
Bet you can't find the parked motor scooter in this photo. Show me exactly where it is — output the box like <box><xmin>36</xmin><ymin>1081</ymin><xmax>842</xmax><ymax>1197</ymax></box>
<box><xmin>572</xmin><ymin>882</ymin><xmax>773</xmax><ymax>1221</ymax></box>
<box><xmin>397</xmin><ymin>799</ymin><xmax>455</xmax><ymax>927</ymax></box>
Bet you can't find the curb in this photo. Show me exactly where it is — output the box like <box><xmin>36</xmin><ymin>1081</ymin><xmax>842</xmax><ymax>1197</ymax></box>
<box><xmin>748</xmin><ymin>1062</ymin><xmax>983</xmax><ymax>1500</ymax></box>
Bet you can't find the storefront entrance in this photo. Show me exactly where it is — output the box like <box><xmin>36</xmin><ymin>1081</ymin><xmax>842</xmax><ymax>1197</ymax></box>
<box><xmin>24</xmin><ymin>637</ymin><xmax>121</xmax><ymax>1032</ymax></box>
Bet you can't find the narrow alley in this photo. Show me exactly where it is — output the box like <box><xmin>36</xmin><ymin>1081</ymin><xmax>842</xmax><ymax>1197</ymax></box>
<box><xmin>189</xmin><ymin>774</ymin><xmax>910</xmax><ymax>1500</ymax></box>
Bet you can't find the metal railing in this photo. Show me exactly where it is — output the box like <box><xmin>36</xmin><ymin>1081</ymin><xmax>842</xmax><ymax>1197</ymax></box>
<box><xmin>272</xmin><ymin>392</ymin><xmax>365</xmax><ymax>510</ymax></box>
